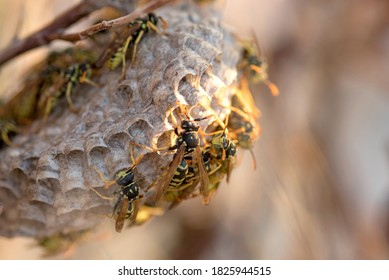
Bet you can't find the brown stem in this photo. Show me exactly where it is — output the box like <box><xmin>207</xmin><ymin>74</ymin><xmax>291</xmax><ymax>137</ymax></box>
<box><xmin>0</xmin><ymin>1</ymin><xmax>95</xmax><ymax>67</ymax></box>
<box><xmin>48</xmin><ymin>0</ymin><xmax>175</xmax><ymax>41</ymax></box>
<box><xmin>0</xmin><ymin>0</ymin><xmax>174</xmax><ymax>67</ymax></box>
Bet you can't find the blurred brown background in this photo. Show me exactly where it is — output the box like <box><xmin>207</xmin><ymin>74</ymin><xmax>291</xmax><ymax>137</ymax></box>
<box><xmin>0</xmin><ymin>0</ymin><xmax>389</xmax><ymax>259</ymax></box>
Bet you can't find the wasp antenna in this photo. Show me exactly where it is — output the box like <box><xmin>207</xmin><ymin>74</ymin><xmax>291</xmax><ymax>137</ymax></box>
<box><xmin>129</xmin><ymin>142</ymin><xmax>136</xmax><ymax>165</ymax></box>
<box><xmin>128</xmin><ymin>141</ymin><xmax>145</xmax><ymax>166</ymax></box>
<box><xmin>177</xmin><ymin>103</ymin><xmax>190</xmax><ymax>119</ymax></box>
<box><xmin>249</xmin><ymin>149</ymin><xmax>257</xmax><ymax>170</ymax></box>
<box><xmin>86</xmin><ymin>183</ymin><xmax>115</xmax><ymax>201</ymax></box>
<box><xmin>168</xmin><ymin>105</ymin><xmax>179</xmax><ymax>127</ymax></box>
<box><xmin>158</xmin><ymin>16</ymin><xmax>168</xmax><ymax>30</ymax></box>
<box><xmin>224</xmin><ymin>112</ymin><xmax>230</xmax><ymax>129</ymax></box>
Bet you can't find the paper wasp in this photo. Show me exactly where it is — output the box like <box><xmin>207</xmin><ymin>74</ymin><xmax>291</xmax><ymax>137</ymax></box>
<box><xmin>90</xmin><ymin>145</ymin><xmax>143</xmax><ymax>232</ymax></box>
<box><xmin>38</xmin><ymin>48</ymin><xmax>97</xmax><ymax>118</ymax></box>
<box><xmin>168</xmin><ymin>129</ymin><xmax>237</xmax><ymax>208</ymax></box>
<box><xmin>37</xmin><ymin>62</ymin><xmax>96</xmax><ymax>118</ymax></box>
<box><xmin>166</xmin><ymin>147</ymin><xmax>212</xmax><ymax>208</ymax></box>
<box><xmin>204</xmin><ymin>152</ymin><xmax>234</xmax><ymax>203</ymax></box>
<box><xmin>239</xmin><ymin>38</ymin><xmax>279</xmax><ymax>97</ymax></box>
<box><xmin>203</xmin><ymin>122</ymin><xmax>237</xmax><ymax>200</ymax></box>
<box><xmin>209</xmin><ymin>128</ymin><xmax>237</xmax><ymax>162</ymax></box>
<box><xmin>97</xmin><ymin>13</ymin><xmax>166</xmax><ymax>80</ymax></box>
<box><xmin>167</xmin><ymin>115</ymin><xmax>238</xmax><ymax>207</ymax></box>
<box><xmin>0</xmin><ymin>48</ymin><xmax>97</xmax><ymax>145</ymax></box>
<box><xmin>227</xmin><ymin>92</ymin><xmax>261</xmax><ymax>169</ymax></box>
<box><xmin>138</xmin><ymin>106</ymin><xmax>212</xmax><ymax>205</ymax></box>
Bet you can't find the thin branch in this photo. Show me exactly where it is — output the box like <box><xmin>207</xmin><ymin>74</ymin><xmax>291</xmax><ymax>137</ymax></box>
<box><xmin>0</xmin><ymin>1</ymin><xmax>95</xmax><ymax>67</ymax></box>
<box><xmin>48</xmin><ymin>0</ymin><xmax>174</xmax><ymax>42</ymax></box>
<box><xmin>0</xmin><ymin>0</ymin><xmax>174</xmax><ymax>68</ymax></box>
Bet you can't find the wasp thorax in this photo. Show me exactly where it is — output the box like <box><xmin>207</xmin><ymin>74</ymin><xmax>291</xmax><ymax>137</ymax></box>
<box><xmin>221</xmin><ymin>136</ymin><xmax>229</xmax><ymax>149</ymax></box>
<box><xmin>123</xmin><ymin>183</ymin><xmax>140</xmax><ymax>201</ymax></box>
<box><xmin>181</xmin><ymin>120</ymin><xmax>199</xmax><ymax>132</ymax></box>
<box><xmin>181</xmin><ymin>132</ymin><xmax>200</xmax><ymax>149</ymax></box>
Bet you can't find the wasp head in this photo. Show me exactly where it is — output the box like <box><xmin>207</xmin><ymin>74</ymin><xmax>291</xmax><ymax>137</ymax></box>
<box><xmin>148</xmin><ymin>13</ymin><xmax>158</xmax><ymax>25</ymax></box>
<box><xmin>181</xmin><ymin>120</ymin><xmax>199</xmax><ymax>132</ymax></box>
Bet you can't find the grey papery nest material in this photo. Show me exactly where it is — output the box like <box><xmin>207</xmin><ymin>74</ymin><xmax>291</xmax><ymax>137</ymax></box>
<box><xmin>0</xmin><ymin>5</ymin><xmax>241</xmax><ymax>238</ymax></box>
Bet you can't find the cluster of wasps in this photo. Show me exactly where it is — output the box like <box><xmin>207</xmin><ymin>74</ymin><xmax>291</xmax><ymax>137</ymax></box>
<box><xmin>0</xmin><ymin>12</ymin><xmax>166</xmax><ymax>146</ymax></box>
<box><xmin>1</xmin><ymin>9</ymin><xmax>277</xmax><ymax>232</ymax></box>
<box><xmin>0</xmin><ymin>48</ymin><xmax>96</xmax><ymax>145</ymax></box>
<box><xmin>92</xmin><ymin>104</ymin><xmax>240</xmax><ymax>232</ymax></box>
<box><xmin>89</xmin><ymin>33</ymin><xmax>277</xmax><ymax>233</ymax></box>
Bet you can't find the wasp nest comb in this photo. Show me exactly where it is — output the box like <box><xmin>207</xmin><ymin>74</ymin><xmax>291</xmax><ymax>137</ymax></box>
<box><xmin>0</xmin><ymin>3</ymin><xmax>247</xmax><ymax>238</ymax></box>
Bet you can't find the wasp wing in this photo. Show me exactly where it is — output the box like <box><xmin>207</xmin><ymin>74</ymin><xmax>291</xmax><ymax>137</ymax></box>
<box><xmin>195</xmin><ymin>146</ymin><xmax>210</xmax><ymax>205</ymax></box>
<box><xmin>225</xmin><ymin>158</ymin><xmax>234</xmax><ymax>183</ymax></box>
<box><xmin>114</xmin><ymin>197</ymin><xmax>129</xmax><ymax>233</ymax></box>
<box><xmin>154</xmin><ymin>145</ymin><xmax>186</xmax><ymax>204</ymax></box>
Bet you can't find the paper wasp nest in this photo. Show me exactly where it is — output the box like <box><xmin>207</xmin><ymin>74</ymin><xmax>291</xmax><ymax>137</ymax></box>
<box><xmin>0</xmin><ymin>4</ymin><xmax>242</xmax><ymax>238</ymax></box>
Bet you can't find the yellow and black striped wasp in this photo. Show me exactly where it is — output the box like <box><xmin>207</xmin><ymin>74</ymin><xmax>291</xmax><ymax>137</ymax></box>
<box><xmin>96</xmin><ymin>12</ymin><xmax>166</xmax><ymax>80</ymax></box>
<box><xmin>37</xmin><ymin>62</ymin><xmax>96</xmax><ymax>118</ymax></box>
<box><xmin>36</xmin><ymin>48</ymin><xmax>97</xmax><ymax>118</ymax></box>
<box><xmin>201</xmin><ymin>123</ymin><xmax>237</xmax><ymax>204</ymax></box>
<box><xmin>239</xmin><ymin>38</ymin><xmax>279</xmax><ymax>97</ymax></box>
<box><xmin>0</xmin><ymin>48</ymin><xmax>97</xmax><ymax>145</ymax></box>
<box><xmin>174</xmin><ymin>146</ymin><xmax>234</xmax><ymax>208</ymax></box>
<box><xmin>112</xmin><ymin>167</ymin><xmax>141</xmax><ymax>232</ymax></box>
<box><xmin>90</xmin><ymin>145</ymin><xmax>143</xmax><ymax>232</ymax></box>
<box><xmin>227</xmin><ymin>92</ymin><xmax>261</xmax><ymax>170</ymax></box>
<box><xmin>139</xmin><ymin>106</ymin><xmax>212</xmax><ymax>205</ymax></box>
<box><xmin>168</xmin><ymin>116</ymin><xmax>238</xmax><ymax>208</ymax></box>
<box><xmin>229</xmin><ymin>37</ymin><xmax>271</xmax><ymax>169</ymax></box>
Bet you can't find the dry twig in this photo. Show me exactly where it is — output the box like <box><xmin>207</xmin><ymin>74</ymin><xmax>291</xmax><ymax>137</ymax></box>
<box><xmin>0</xmin><ymin>0</ymin><xmax>174</xmax><ymax>67</ymax></box>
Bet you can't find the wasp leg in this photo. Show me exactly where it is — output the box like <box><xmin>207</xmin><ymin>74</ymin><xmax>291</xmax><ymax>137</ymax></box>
<box><xmin>130</xmin><ymin>30</ymin><xmax>145</xmax><ymax>64</ymax></box>
<box><xmin>87</xmin><ymin>184</ymin><xmax>115</xmax><ymax>201</ymax></box>
<box><xmin>0</xmin><ymin>121</ymin><xmax>18</xmax><ymax>146</ymax></box>
<box><xmin>120</xmin><ymin>35</ymin><xmax>134</xmax><ymax>80</ymax></box>
<box><xmin>129</xmin><ymin>141</ymin><xmax>145</xmax><ymax>166</ymax></box>
<box><xmin>42</xmin><ymin>95</ymin><xmax>58</xmax><ymax>121</ymax></box>
<box><xmin>2</xmin><ymin>130</ymin><xmax>13</xmax><ymax>146</ymax></box>
<box><xmin>147</xmin><ymin>20</ymin><xmax>164</xmax><ymax>34</ymax></box>
<box><xmin>132</xmin><ymin>141</ymin><xmax>174</xmax><ymax>154</ymax></box>
<box><xmin>65</xmin><ymin>82</ymin><xmax>77</xmax><ymax>112</ymax></box>
<box><xmin>229</xmin><ymin>106</ymin><xmax>252</xmax><ymax>120</ymax></box>
<box><xmin>198</xmin><ymin>98</ymin><xmax>225</xmax><ymax>128</ymax></box>
<box><xmin>91</xmin><ymin>166</ymin><xmax>117</xmax><ymax>189</ymax></box>
<box><xmin>79</xmin><ymin>74</ymin><xmax>98</xmax><ymax>88</ymax></box>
